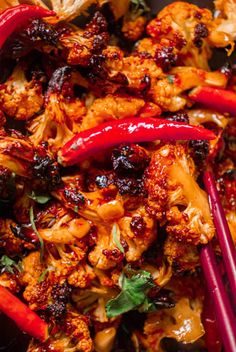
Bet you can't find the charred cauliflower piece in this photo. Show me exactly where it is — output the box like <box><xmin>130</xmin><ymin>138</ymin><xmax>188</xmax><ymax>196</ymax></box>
<box><xmin>0</xmin><ymin>131</ymin><xmax>34</xmax><ymax>178</ymax></box>
<box><xmin>28</xmin><ymin>66</ymin><xmax>86</xmax><ymax>153</ymax></box>
<box><xmin>145</xmin><ymin>144</ymin><xmax>215</xmax><ymax>244</ymax></box>
<box><xmin>140</xmin><ymin>276</ymin><xmax>204</xmax><ymax>351</ymax></box>
<box><xmin>0</xmin><ymin>64</ymin><xmax>43</xmax><ymax>120</ymax></box>
<box><xmin>60</xmin><ymin>12</ymin><xmax>109</xmax><ymax>66</ymax></box>
<box><xmin>27</xmin><ymin>309</ymin><xmax>93</xmax><ymax>352</ymax></box>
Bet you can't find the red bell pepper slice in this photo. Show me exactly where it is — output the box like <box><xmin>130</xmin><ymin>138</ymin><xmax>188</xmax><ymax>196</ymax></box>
<box><xmin>0</xmin><ymin>285</ymin><xmax>48</xmax><ymax>341</ymax></box>
<box><xmin>58</xmin><ymin>117</ymin><xmax>216</xmax><ymax>166</ymax></box>
<box><xmin>0</xmin><ymin>5</ymin><xmax>55</xmax><ymax>49</ymax></box>
<box><xmin>189</xmin><ymin>86</ymin><xmax>236</xmax><ymax>116</ymax></box>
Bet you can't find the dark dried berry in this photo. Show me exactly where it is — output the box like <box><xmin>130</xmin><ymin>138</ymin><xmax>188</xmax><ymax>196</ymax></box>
<box><xmin>64</xmin><ymin>188</ymin><xmax>85</xmax><ymax>206</ymax></box>
<box><xmin>95</xmin><ymin>175</ymin><xmax>109</xmax><ymax>188</ymax></box>
<box><xmin>130</xmin><ymin>216</ymin><xmax>146</xmax><ymax>236</ymax></box>
<box><xmin>193</xmin><ymin>23</ymin><xmax>209</xmax><ymax>48</ymax></box>
<box><xmin>189</xmin><ymin>140</ymin><xmax>209</xmax><ymax>166</ymax></box>
<box><xmin>164</xmin><ymin>111</ymin><xmax>189</xmax><ymax>124</ymax></box>
<box><xmin>155</xmin><ymin>46</ymin><xmax>177</xmax><ymax>72</ymax></box>
<box><xmin>46</xmin><ymin>302</ymin><xmax>66</xmax><ymax>319</ymax></box>
<box><xmin>33</xmin><ymin>154</ymin><xmax>61</xmax><ymax>190</ymax></box>
<box><xmin>51</xmin><ymin>282</ymin><xmax>71</xmax><ymax>303</ymax></box>
<box><xmin>25</xmin><ymin>19</ymin><xmax>59</xmax><ymax>45</ymax></box>
<box><xmin>115</xmin><ymin>177</ymin><xmax>146</xmax><ymax>196</ymax></box>
<box><xmin>112</xmin><ymin>144</ymin><xmax>149</xmax><ymax>175</ymax></box>
<box><xmin>148</xmin><ymin>288</ymin><xmax>175</xmax><ymax>309</ymax></box>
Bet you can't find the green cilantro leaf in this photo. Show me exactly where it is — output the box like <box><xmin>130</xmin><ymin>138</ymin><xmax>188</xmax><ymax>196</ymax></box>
<box><xmin>130</xmin><ymin>0</ymin><xmax>150</xmax><ymax>20</ymax></box>
<box><xmin>38</xmin><ymin>268</ymin><xmax>49</xmax><ymax>283</ymax></box>
<box><xmin>112</xmin><ymin>223</ymin><xmax>124</xmax><ymax>254</ymax></box>
<box><xmin>106</xmin><ymin>270</ymin><xmax>155</xmax><ymax>318</ymax></box>
<box><xmin>28</xmin><ymin>191</ymin><xmax>51</xmax><ymax>204</ymax></box>
<box><xmin>29</xmin><ymin>206</ymin><xmax>44</xmax><ymax>261</ymax></box>
<box><xmin>0</xmin><ymin>255</ymin><xmax>21</xmax><ymax>274</ymax></box>
<box><xmin>167</xmin><ymin>75</ymin><xmax>175</xmax><ymax>84</ymax></box>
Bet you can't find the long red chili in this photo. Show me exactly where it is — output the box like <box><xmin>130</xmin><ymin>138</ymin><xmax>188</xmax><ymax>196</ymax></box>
<box><xmin>58</xmin><ymin>117</ymin><xmax>216</xmax><ymax>166</ymax></box>
<box><xmin>0</xmin><ymin>285</ymin><xmax>48</xmax><ymax>341</ymax></box>
<box><xmin>189</xmin><ymin>86</ymin><xmax>236</xmax><ymax>116</ymax></box>
<box><xmin>0</xmin><ymin>5</ymin><xmax>55</xmax><ymax>49</ymax></box>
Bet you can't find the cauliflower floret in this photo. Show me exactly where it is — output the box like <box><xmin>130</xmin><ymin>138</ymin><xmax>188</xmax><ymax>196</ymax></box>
<box><xmin>28</xmin><ymin>67</ymin><xmax>86</xmax><ymax>153</ymax></box>
<box><xmin>140</xmin><ymin>276</ymin><xmax>204</xmax><ymax>351</ymax></box>
<box><xmin>0</xmin><ymin>130</ymin><xmax>35</xmax><ymax>177</ymax></box>
<box><xmin>0</xmin><ymin>64</ymin><xmax>43</xmax><ymax>120</ymax></box>
<box><xmin>118</xmin><ymin>206</ymin><xmax>156</xmax><ymax>262</ymax></box>
<box><xmin>60</xmin><ymin>11</ymin><xmax>109</xmax><ymax>66</ymax></box>
<box><xmin>27</xmin><ymin>309</ymin><xmax>93</xmax><ymax>352</ymax></box>
<box><xmin>145</xmin><ymin>144</ymin><xmax>215</xmax><ymax>244</ymax></box>
<box><xmin>122</xmin><ymin>16</ymin><xmax>146</xmax><ymax>41</ymax></box>
<box><xmin>81</xmin><ymin>94</ymin><xmax>146</xmax><ymax>130</ymax></box>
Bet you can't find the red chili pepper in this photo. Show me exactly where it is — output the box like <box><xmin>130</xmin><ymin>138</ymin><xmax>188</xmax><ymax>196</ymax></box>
<box><xmin>189</xmin><ymin>86</ymin><xmax>236</xmax><ymax>115</ymax></box>
<box><xmin>58</xmin><ymin>117</ymin><xmax>216</xmax><ymax>166</ymax></box>
<box><xmin>0</xmin><ymin>285</ymin><xmax>48</xmax><ymax>341</ymax></box>
<box><xmin>202</xmin><ymin>289</ymin><xmax>222</xmax><ymax>352</ymax></box>
<box><xmin>0</xmin><ymin>5</ymin><xmax>55</xmax><ymax>49</ymax></box>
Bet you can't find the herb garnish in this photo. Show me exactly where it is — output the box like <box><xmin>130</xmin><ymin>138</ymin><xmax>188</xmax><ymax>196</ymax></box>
<box><xmin>106</xmin><ymin>270</ymin><xmax>155</xmax><ymax>318</ymax></box>
<box><xmin>112</xmin><ymin>223</ymin><xmax>124</xmax><ymax>254</ymax></box>
<box><xmin>0</xmin><ymin>255</ymin><xmax>21</xmax><ymax>274</ymax></box>
<box><xmin>130</xmin><ymin>0</ymin><xmax>150</xmax><ymax>19</ymax></box>
<box><xmin>29</xmin><ymin>206</ymin><xmax>44</xmax><ymax>261</ymax></box>
<box><xmin>28</xmin><ymin>191</ymin><xmax>51</xmax><ymax>204</ymax></box>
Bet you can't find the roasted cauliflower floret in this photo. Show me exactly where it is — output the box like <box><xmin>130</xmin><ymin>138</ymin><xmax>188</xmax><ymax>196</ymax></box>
<box><xmin>81</xmin><ymin>94</ymin><xmax>146</xmax><ymax>130</ymax></box>
<box><xmin>140</xmin><ymin>277</ymin><xmax>204</xmax><ymax>351</ymax></box>
<box><xmin>28</xmin><ymin>66</ymin><xmax>86</xmax><ymax>153</ymax></box>
<box><xmin>118</xmin><ymin>206</ymin><xmax>156</xmax><ymax>262</ymax></box>
<box><xmin>0</xmin><ymin>130</ymin><xmax>34</xmax><ymax>177</ymax></box>
<box><xmin>0</xmin><ymin>64</ymin><xmax>43</xmax><ymax>120</ymax></box>
<box><xmin>60</xmin><ymin>11</ymin><xmax>109</xmax><ymax>66</ymax></box>
<box><xmin>145</xmin><ymin>144</ymin><xmax>215</xmax><ymax>244</ymax></box>
<box><xmin>27</xmin><ymin>309</ymin><xmax>93</xmax><ymax>352</ymax></box>
<box><xmin>122</xmin><ymin>16</ymin><xmax>146</xmax><ymax>41</ymax></box>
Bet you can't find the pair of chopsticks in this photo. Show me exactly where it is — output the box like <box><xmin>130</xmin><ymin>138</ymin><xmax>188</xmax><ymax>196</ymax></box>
<box><xmin>200</xmin><ymin>171</ymin><xmax>236</xmax><ymax>352</ymax></box>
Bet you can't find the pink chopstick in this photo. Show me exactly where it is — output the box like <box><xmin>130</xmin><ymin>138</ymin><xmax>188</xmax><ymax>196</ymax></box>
<box><xmin>199</xmin><ymin>171</ymin><xmax>236</xmax><ymax>352</ymax></box>
<box><xmin>203</xmin><ymin>171</ymin><xmax>236</xmax><ymax>306</ymax></box>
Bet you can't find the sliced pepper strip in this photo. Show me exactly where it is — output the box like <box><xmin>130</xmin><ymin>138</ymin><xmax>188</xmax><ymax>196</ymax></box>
<box><xmin>189</xmin><ymin>86</ymin><xmax>236</xmax><ymax>116</ymax></box>
<box><xmin>0</xmin><ymin>5</ymin><xmax>55</xmax><ymax>48</ymax></box>
<box><xmin>0</xmin><ymin>285</ymin><xmax>48</xmax><ymax>341</ymax></box>
<box><xmin>58</xmin><ymin>117</ymin><xmax>216</xmax><ymax>166</ymax></box>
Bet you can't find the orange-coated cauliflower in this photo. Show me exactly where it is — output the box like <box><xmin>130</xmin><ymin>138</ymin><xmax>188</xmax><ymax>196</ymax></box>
<box><xmin>28</xmin><ymin>66</ymin><xmax>86</xmax><ymax>153</ymax></box>
<box><xmin>145</xmin><ymin>144</ymin><xmax>215</xmax><ymax>244</ymax></box>
<box><xmin>0</xmin><ymin>64</ymin><xmax>43</xmax><ymax>120</ymax></box>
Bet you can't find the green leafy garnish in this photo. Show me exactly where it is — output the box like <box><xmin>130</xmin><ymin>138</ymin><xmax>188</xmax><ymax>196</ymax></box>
<box><xmin>167</xmin><ymin>75</ymin><xmax>175</xmax><ymax>84</ymax></box>
<box><xmin>0</xmin><ymin>255</ymin><xmax>21</xmax><ymax>274</ymax></box>
<box><xmin>38</xmin><ymin>268</ymin><xmax>49</xmax><ymax>283</ymax></box>
<box><xmin>106</xmin><ymin>270</ymin><xmax>155</xmax><ymax>318</ymax></box>
<box><xmin>29</xmin><ymin>206</ymin><xmax>44</xmax><ymax>261</ymax></box>
<box><xmin>129</xmin><ymin>0</ymin><xmax>150</xmax><ymax>20</ymax></box>
<box><xmin>28</xmin><ymin>191</ymin><xmax>51</xmax><ymax>204</ymax></box>
<box><xmin>112</xmin><ymin>223</ymin><xmax>124</xmax><ymax>254</ymax></box>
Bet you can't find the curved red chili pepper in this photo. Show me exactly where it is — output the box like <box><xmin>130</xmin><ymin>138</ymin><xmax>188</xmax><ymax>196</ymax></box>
<box><xmin>189</xmin><ymin>86</ymin><xmax>236</xmax><ymax>116</ymax></box>
<box><xmin>0</xmin><ymin>5</ymin><xmax>55</xmax><ymax>49</ymax></box>
<box><xmin>58</xmin><ymin>117</ymin><xmax>216</xmax><ymax>166</ymax></box>
<box><xmin>0</xmin><ymin>285</ymin><xmax>48</xmax><ymax>341</ymax></box>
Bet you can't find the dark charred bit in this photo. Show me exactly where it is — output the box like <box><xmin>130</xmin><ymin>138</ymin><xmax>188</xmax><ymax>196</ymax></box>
<box><xmin>33</xmin><ymin>153</ymin><xmax>61</xmax><ymax>190</ymax></box>
<box><xmin>148</xmin><ymin>288</ymin><xmax>175</xmax><ymax>309</ymax></box>
<box><xmin>115</xmin><ymin>176</ymin><xmax>146</xmax><ymax>196</ymax></box>
<box><xmin>46</xmin><ymin>66</ymin><xmax>72</xmax><ymax>99</ymax></box>
<box><xmin>51</xmin><ymin>282</ymin><xmax>71</xmax><ymax>303</ymax></box>
<box><xmin>0</xmin><ymin>167</ymin><xmax>16</xmax><ymax>202</ymax></box>
<box><xmin>193</xmin><ymin>23</ymin><xmax>209</xmax><ymax>48</ymax></box>
<box><xmin>194</xmin><ymin>11</ymin><xmax>202</xmax><ymax>20</ymax></box>
<box><xmin>219</xmin><ymin>62</ymin><xmax>232</xmax><ymax>79</ymax></box>
<box><xmin>189</xmin><ymin>140</ymin><xmax>209</xmax><ymax>167</ymax></box>
<box><xmin>102</xmin><ymin>248</ymin><xmax>124</xmax><ymax>262</ymax></box>
<box><xmin>154</xmin><ymin>46</ymin><xmax>178</xmax><ymax>72</ymax></box>
<box><xmin>64</xmin><ymin>187</ymin><xmax>85</xmax><ymax>206</ymax></box>
<box><xmin>111</xmin><ymin>144</ymin><xmax>149</xmax><ymax>175</ymax></box>
<box><xmin>46</xmin><ymin>283</ymin><xmax>71</xmax><ymax>321</ymax></box>
<box><xmin>130</xmin><ymin>215</ymin><xmax>147</xmax><ymax>236</ymax></box>
<box><xmin>25</xmin><ymin>19</ymin><xmax>59</xmax><ymax>46</ymax></box>
<box><xmin>163</xmin><ymin>110</ymin><xmax>189</xmax><ymax>124</ymax></box>
<box><xmin>46</xmin><ymin>301</ymin><xmax>67</xmax><ymax>320</ymax></box>
<box><xmin>84</xmin><ymin>11</ymin><xmax>108</xmax><ymax>37</ymax></box>
<box><xmin>95</xmin><ymin>175</ymin><xmax>109</xmax><ymax>188</ymax></box>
